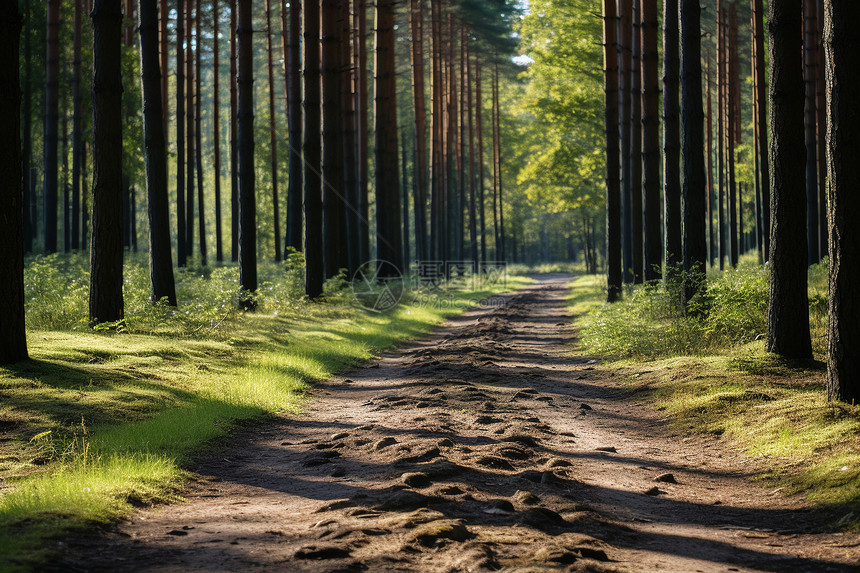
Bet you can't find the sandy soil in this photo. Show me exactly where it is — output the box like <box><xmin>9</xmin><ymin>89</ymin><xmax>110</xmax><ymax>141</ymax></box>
<box><xmin>56</xmin><ymin>276</ymin><xmax>860</xmax><ymax>572</ymax></box>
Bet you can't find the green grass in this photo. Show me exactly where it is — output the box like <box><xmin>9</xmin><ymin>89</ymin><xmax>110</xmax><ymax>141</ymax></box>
<box><xmin>0</xmin><ymin>254</ymin><xmax>529</xmax><ymax>571</ymax></box>
<box><xmin>568</xmin><ymin>273</ymin><xmax>860</xmax><ymax>525</ymax></box>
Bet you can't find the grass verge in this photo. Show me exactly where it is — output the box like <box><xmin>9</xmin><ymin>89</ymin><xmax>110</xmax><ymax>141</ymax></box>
<box><xmin>0</xmin><ymin>269</ymin><xmax>530</xmax><ymax>571</ymax></box>
<box><xmin>568</xmin><ymin>273</ymin><xmax>860</xmax><ymax>528</ymax></box>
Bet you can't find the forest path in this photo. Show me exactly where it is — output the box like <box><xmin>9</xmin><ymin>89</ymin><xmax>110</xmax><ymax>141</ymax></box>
<box><xmin>60</xmin><ymin>275</ymin><xmax>860</xmax><ymax>572</ymax></box>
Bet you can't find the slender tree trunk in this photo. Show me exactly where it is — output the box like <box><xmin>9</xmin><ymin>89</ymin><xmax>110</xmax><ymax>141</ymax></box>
<box><xmin>264</xmin><ymin>0</ymin><xmax>281</xmax><ymax>262</ymax></box>
<box><xmin>815</xmin><ymin>0</ymin><xmax>827</xmax><ymax>261</ymax></box>
<box><xmin>341</xmin><ymin>0</ymin><xmax>360</xmax><ymax>275</ymax></box>
<box><xmin>751</xmin><ymin>11</ymin><xmax>764</xmax><ymax>263</ymax></box>
<box><xmin>230</xmin><ymin>0</ymin><xmax>239</xmax><ymax>261</ymax></box>
<box><xmin>284</xmin><ymin>0</ymin><xmax>303</xmax><ymax>254</ymax></box>
<box><xmin>72</xmin><ymin>0</ymin><xmax>83</xmax><ymax>251</ymax></box>
<box><xmin>139</xmin><ymin>0</ymin><xmax>177</xmax><ymax>306</ymax></box>
<box><xmin>355</xmin><ymin>0</ymin><xmax>370</xmax><ymax>264</ymax></box>
<box><xmin>176</xmin><ymin>0</ymin><xmax>186</xmax><ymax>266</ymax></box>
<box><xmin>45</xmin><ymin>0</ymin><xmax>61</xmax><ymax>253</ymax></box>
<box><xmin>466</xmin><ymin>38</ymin><xmax>478</xmax><ymax>270</ymax></box>
<box><xmin>476</xmin><ymin>58</ymin><xmax>486</xmax><ymax>264</ymax></box>
<box><xmin>410</xmin><ymin>0</ymin><xmax>428</xmax><ymax>263</ymax></box>
<box><xmin>185</xmin><ymin>0</ymin><xmax>195</xmax><ymax>259</ymax></box>
<box><xmin>766</xmin><ymin>0</ymin><xmax>813</xmax><ymax>359</ymax></box>
<box><xmin>63</xmin><ymin>107</ymin><xmax>71</xmax><ymax>252</ymax></box>
<box><xmin>641</xmin><ymin>0</ymin><xmax>660</xmax><ymax>281</ymax></box>
<box><xmin>82</xmin><ymin>142</ymin><xmax>89</xmax><ymax>249</ymax></box>
<box><xmin>804</xmin><ymin>0</ymin><xmax>820</xmax><ymax>266</ymax></box>
<box><xmin>160</xmin><ymin>0</ymin><xmax>168</xmax><ymax>132</ymax></box>
<box><xmin>717</xmin><ymin>0</ymin><xmax>726</xmax><ymax>270</ymax></box>
<box><xmin>22</xmin><ymin>1</ymin><xmax>32</xmax><ymax>253</ymax></box>
<box><xmin>619</xmin><ymin>0</ymin><xmax>633</xmax><ymax>284</ymax></box>
<box><xmin>680</xmin><ymin>0</ymin><xmax>707</xmax><ymax>303</ymax></box>
<box><xmin>727</xmin><ymin>1</ymin><xmax>738</xmax><ymax>267</ymax></box>
<box><xmin>0</xmin><ymin>3</ymin><xmax>27</xmax><ymax>364</ymax></box>
<box><xmin>493</xmin><ymin>59</ymin><xmax>505</xmax><ymax>262</ymax></box>
<box><xmin>604</xmin><ymin>0</ymin><xmax>622</xmax><ymax>302</ymax></box>
<box><xmin>237</xmin><ymin>0</ymin><xmax>256</xmax><ymax>305</ymax></box>
<box><xmin>663</xmin><ymin>0</ymin><xmax>681</xmax><ymax>279</ymax></box>
<box><xmin>375</xmin><ymin>0</ymin><xmax>403</xmax><ymax>274</ymax></box>
<box><xmin>89</xmin><ymin>0</ymin><xmax>125</xmax><ymax>325</ymax></box>
<box><xmin>706</xmin><ymin>50</ymin><xmax>716</xmax><ymax>265</ymax></box>
<box><xmin>195</xmin><ymin>0</ymin><xmax>206</xmax><ymax>266</ymax></box>
<box><xmin>630</xmin><ymin>0</ymin><xmax>643</xmax><ymax>283</ymax></box>
<box><xmin>304</xmin><ymin>0</ymin><xmax>323</xmax><ymax>297</ymax></box>
<box><xmin>752</xmin><ymin>0</ymin><xmax>770</xmax><ymax>261</ymax></box>
<box><xmin>213</xmin><ymin>0</ymin><xmax>223</xmax><ymax>262</ymax></box>
<box><xmin>402</xmin><ymin>139</ymin><xmax>411</xmax><ymax>270</ymax></box>
<box><xmin>430</xmin><ymin>0</ymin><xmax>443</xmax><ymax>262</ymax></box>
<box><xmin>825</xmin><ymin>0</ymin><xmax>860</xmax><ymax>402</ymax></box>
<box><xmin>446</xmin><ymin>17</ymin><xmax>459</xmax><ymax>265</ymax></box>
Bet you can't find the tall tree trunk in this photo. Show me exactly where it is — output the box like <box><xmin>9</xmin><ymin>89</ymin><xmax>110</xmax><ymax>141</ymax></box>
<box><xmin>230</xmin><ymin>0</ymin><xmax>239</xmax><ymax>261</ymax></box>
<box><xmin>716</xmin><ymin>0</ymin><xmax>726</xmax><ymax>270</ymax></box>
<box><xmin>0</xmin><ymin>3</ymin><xmax>27</xmax><ymax>364</ymax></box>
<box><xmin>410</xmin><ymin>0</ymin><xmax>428</xmax><ymax>263</ymax></box>
<box><xmin>195</xmin><ymin>0</ymin><xmax>206</xmax><ymax>265</ymax></box>
<box><xmin>680</xmin><ymin>0</ymin><xmax>707</xmax><ymax>304</ymax></box>
<box><xmin>374</xmin><ymin>0</ymin><xmax>403</xmax><ymax>274</ymax></box>
<box><xmin>45</xmin><ymin>0</ymin><xmax>61</xmax><ymax>253</ymax></box>
<box><xmin>284</xmin><ymin>0</ymin><xmax>303</xmax><ymax>254</ymax></box>
<box><xmin>160</xmin><ymin>0</ymin><xmax>168</xmax><ymax>132</ymax></box>
<box><xmin>476</xmin><ymin>57</ymin><xmax>486</xmax><ymax>263</ymax></box>
<box><xmin>766</xmin><ymin>0</ymin><xmax>813</xmax><ymax>359</ymax></box>
<box><xmin>804</xmin><ymin>0</ymin><xmax>820</xmax><ymax>266</ymax></box>
<box><xmin>176</xmin><ymin>0</ymin><xmax>186</xmax><ymax>266</ymax></box>
<box><xmin>185</xmin><ymin>0</ymin><xmax>195</xmax><ymax>259</ymax></box>
<box><xmin>265</xmin><ymin>0</ymin><xmax>281</xmax><ymax>262</ymax></box>
<box><xmin>341</xmin><ymin>0</ymin><xmax>360</xmax><ymax>275</ymax></box>
<box><xmin>402</xmin><ymin>139</ymin><xmax>411</xmax><ymax>270</ymax></box>
<box><xmin>815</xmin><ymin>0</ymin><xmax>827</xmax><ymax>261</ymax></box>
<box><xmin>752</xmin><ymin>0</ymin><xmax>770</xmax><ymax>261</ymax></box>
<box><xmin>89</xmin><ymin>0</ymin><xmax>125</xmax><ymax>325</ymax></box>
<box><xmin>641</xmin><ymin>0</ymin><xmax>660</xmax><ymax>282</ymax></box>
<box><xmin>139</xmin><ymin>0</ymin><xmax>177</xmax><ymax>306</ymax></box>
<box><xmin>22</xmin><ymin>0</ymin><xmax>32</xmax><ymax>253</ymax></box>
<box><xmin>825</xmin><ymin>0</ymin><xmax>860</xmax><ymax>402</ymax></box>
<box><xmin>237</xmin><ymin>0</ymin><xmax>256</xmax><ymax>305</ymax></box>
<box><xmin>604</xmin><ymin>0</ymin><xmax>622</xmax><ymax>302</ymax></box>
<box><xmin>630</xmin><ymin>0</ymin><xmax>643</xmax><ymax>283</ymax></box>
<box><xmin>751</xmin><ymin>11</ymin><xmax>764</xmax><ymax>263</ymax></box>
<box><xmin>322</xmin><ymin>0</ymin><xmax>346</xmax><ymax>277</ymax></box>
<box><xmin>63</xmin><ymin>104</ymin><xmax>71</xmax><ymax>252</ymax></box>
<box><xmin>619</xmin><ymin>0</ymin><xmax>633</xmax><ymax>284</ymax></box>
<box><xmin>304</xmin><ymin>0</ymin><xmax>323</xmax><ymax>297</ymax></box>
<box><xmin>446</xmin><ymin>16</ymin><xmax>459</xmax><ymax>265</ymax></box>
<box><xmin>706</xmin><ymin>50</ymin><xmax>716</xmax><ymax>265</ymax></box>
<box><xmin>430</xmin><ymin>0</ymin><xmax>444</xmax><ymax>263</ymax></box>
<box><xmin>492</xmin><ymin>59</ymin><xmax>505</xmax><ymax>261</ymax></box>
<box><xmin>727</xmin><ymin>1</ymin><xmax>738</xmax><ymax>267</ymax></box>
<box><xmin>663</xmin><ymin>0</ymin><xmax>681</xmax><ymax>279</ymax></box>
<box><xmin>72</xmin><ymin>0</ymin><xmax>83</xmax><ymax>251</ymax></box>
<box><xmin>466</xmin><ymin>38</ymin><xmax>478</xmax><ymax>270</ymax></box>
<box><xmin>213</xmin><ymin>0</ymin><xmax>223</xmax><ymax>262</ymax></box>
<box><xmin>355</xmin><ymin>0</ymin><xmax>370</xmax><ymax>264</ymax></box>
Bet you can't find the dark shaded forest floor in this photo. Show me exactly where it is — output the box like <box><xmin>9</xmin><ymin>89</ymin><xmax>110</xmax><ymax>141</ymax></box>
<box><xmin>56</xmin><ymin>276</ymin><xmax>860</xmax><ymax>572</ymax></box>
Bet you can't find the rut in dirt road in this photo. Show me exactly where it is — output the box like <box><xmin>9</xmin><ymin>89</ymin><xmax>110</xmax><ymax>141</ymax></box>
<box><xmin>60</xmin><ymin>276</ymin><xmax>860</xmax><ymax>572</ymax></box>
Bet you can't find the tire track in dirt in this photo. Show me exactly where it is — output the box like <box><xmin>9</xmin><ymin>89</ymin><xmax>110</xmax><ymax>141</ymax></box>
<box><xmin>58</xmin><ymin>275</ymin><xmax>860</xmax><ymax>572</ymax></box>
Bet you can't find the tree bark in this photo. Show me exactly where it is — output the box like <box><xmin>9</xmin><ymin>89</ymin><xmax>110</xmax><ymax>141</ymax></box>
<box><xmin>0</xmin><ymin>3</ymin><xmax>27</xmax><ymax>364</ymax></box>
<box><xmin>176</xmin><ymin>0</ymin><xmax>186</xmax><ymax>266</ymax></box>
<box><xmin>355</xmin><ymin>0</ymin><xmax>370</xmax><ymax>264</ymax></box>
<box><xmin>752</xmin><ymin>0</ymin><xmax>770</xmax><ymax>262</ymax></box>
<box><xmin>214</xmin><ymin>0</ymin><xmax>223</xmax><ymax>263</ymax></box>
<box><xmin>139</xmin><ymin>0</ymin><xmax>177</xmax><ymax>306</ymax></box>
<box><xmin>185</xmin><ymin>0</ymin><xmax>195</xmax><ymax>259</ymax></box>
<box><xmin>45</xmin><ymin>0</ymin><xmax>61</xmax><ymax>253</ymax></box>
<box><xmin>663</xmin><ymin>0</ymin><xmax>682</xmax><ymax>278</ymax></box>
<box><xmin>72</xmin><ymin>0</ymin><xmax>83</xmax><ymax>251</ymax></box>
<box><xmin>374</xmin><ymin>0</ymin><xmax>403</xmax><ymax>274</ymax></box>
<box><xmin>89</xmin><ymin>0</ymin><xmax>125</xmax><ymax>325</ymax></box>
<box><xmin>322</xmin><ymin>0</ymin><xmax>346</xmax><ymax>277</ymax></box>
<box><xmin>230</xmin><ymin>0</ymin><xmax>238</xmax><ymax>261</ymax></box>
<box><xmin>630</xmin><ymin>0</ymin><xmax>643</xmax><ymax>283</ymax></box>
<box><xmin>641</xmin><ymin>0</ymin><xmax>660</xmax><ymax>282</ymax></box>
<box><xmin>195</xmin><ymin>0</ymin><xmax>206</xmax><ymax>266</ymax></box>
<box><xmin>160</xmin><ymin>0</ymin><xmax>168</xmax><ymax>133</ymax></box>
<box><xmin>766</xmin><ymin>0</ymin><xmax>813</xmax><ymax>359</ymax></box>
<box><xmin>304</xmin><ymin>0</ymin><xmax>323</xmax><ymax>297</ymax></box>
<box><xmin>727</xmin><ymin>2</ymin><xmax>738</xmax><ymax>267</ymax></box>
<box><xmin>825</xmin><ymin>0</ymin><xmax>860</xmax><ymax>402</ymax></box>
<box><xmin>284</xmin><ymin>0</ymin><xmax>303</xmax><ymax>254</ymax></box>
<box><xmin>680</xmin><ymin>0</ymin><xmax>707</xmax><ymax>304</ymax></box>
<box><xmin>265</xmin><ymin>0</ymin><xmax>281</xmax><ymax>263</ymax></box>
<box><xmin>341</xmin><ymin>0</ymin><xmax>360</xmax><ymax>275</ymax></box>
<box><xmin>604</xmin><ymin>0</ymin><xmax>622</xmax><ymax>302</ymax></box>
<box><xmin>706</xmin><ymin>50</ymin><xmax>716</xmax><ymax>265</ymax></box>
<box><xmin>619</xmin><ymin>0</ymin><xmax>633</xmax><ymax>284</ymax></box>
<box><xmin>717</xmin><ymin>0</ymin><xmax>726</xmax><ymax>270</ymax></box>
<box><xmin>804</xmin><ymin>0</ymin><xmax>820</xmax><ymax>266</ymax></box>
<box><xmin>476</xmin><ymin>58</ymin><xmax>486</xmax><ymax>263</ymax></box>
<box><xmin>237</xmin><ymin>0</ymin><xmax>257</xmax><ymax>305</ymax></box>
<box><xmin>410</xmin><ymin>0</ymin><xmax>429</xmax><ymax>263</ymax></box>
<box><xmin>466</xmin><ymin>38</ymin><xmax>478</xmax><ymax>270</ymax></box>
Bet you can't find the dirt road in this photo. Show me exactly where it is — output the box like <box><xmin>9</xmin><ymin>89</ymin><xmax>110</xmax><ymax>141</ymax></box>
<box><xmin>59</xmin><ymin>276</ymin><xmax>860</xmax><ymax>572</ymax></box>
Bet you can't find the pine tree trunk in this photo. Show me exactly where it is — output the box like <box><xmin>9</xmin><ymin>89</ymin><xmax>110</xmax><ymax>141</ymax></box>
<box><xmin>72</xmin><ymin>0</ymin><xmax>83</xmax><ymax>250</ymax></box>
<box><xmin>213</xmin><ymin>0</ymin><xmax>223</xmax><ymax>262</ymax></box>
<box><xmin>304</xmin><ymin>0</ymin><xmax>324</xmax><ymax>297</ymax></box>
<box><xmin>341</xmin><ymin>0</ymin><xmax>360</xmax><ymax>275</ymax></box>
<box><xmin>825</xmin><ymin>0</ymin><xmax>860</xmax><ymax>402</ymax></box>
<box><xmin>410</xmin><ymin>0</ymin><xmax>428</xmax><ymax>263</ymax></box>
<box><xmin>195</xmin><ymin>0</ymin><xmax>206</xmax><ymax>266</ymax></box>
<box><xmin>159</xmin><ymin>0</ymin><xmax>168</xmax><ymax>132</ymax></box>
<box><xmin>751</xmin><ymin>11</ymin><xmax>764</xmax><ymax>263</ymax></box>
<box><xmin>89</xmin><ymin>0</ymin><xmax>125</xmax><ymax>325</ymax></box>
<box><xmin>22</xmin><ymin>1</ymin><xmax>32</xmax><ymax>253</ymax></box>
<box><xmin>619</xmin><ymin>0</ymin><xmax>633</xmax><ymax>284</ymax></box>
<box><xmin>139</xmin><ymin>0</ymin><xmax>177</xmax><ymax>306</ymax></box>
<box><xmin>466</xmin><ymin>38</ymin><xmax>478</xmax><ymax>270</ymax></box>
<box><xmin>176</xmin><ymin>0</ymin><xmax>186</xmax><ymax>266</ymax></box>
<box><xmin>0</xmin><ymin>3</ymin><xmax>27</xmax><ymax>364</ymax></box>
<box><xmin>641</xmin><ymin>0</ymin><xmax>660</xmax><ymax>282</ymax></box>
<box><xmin>604</xmin><ymin>0</ymin><xmax>622</xmax><ymax>302</ymax></box>
<box><xmin>430</xmin><ymin>0</ymin><xmax>444</xmax><ymax>263</ymax></box>
<box><xmin>185</xmin><ymin>0</ymin><xmax>195</xmax><ymax>259</ymax></box>
<box><xmin>476</xmin><ymin>58</ymin><xmax>486</xmax><ymax>264</ymax></box>
<box><xmin>752</xmin><ymin>0</ymin><xmax>770</xmax><ymax>261</ymax></box>
<box><xmin>766</xmin><ymin>0</ymin><xmax>813</xmax><ymax>359</ymax></box>
<box><xmin>663</xmin><ymin>0</ymin><xmax>681</xmax><ymax>278</ymax></box>
<box><xmin>804</xmin><ymin>0</ymin><xmax>820</xmax><ymax>266</ymax></box>
<box><xmin>815</xmin><ymin>0</ymin><xmax>827</xmax><ymax>260</ymax></box>
<box><xmin>63</xmin><ymin>107</ymin><xmax>71</xmax><ymax>252</ymax></box>
<box><xmin>680</xmin><ymin>0</ymin><xmax>707</xmax><ymax>304</ymax></box>
<box><xmin>355</xmin><ymin>0</ymin><xmax>370</xmax><ymax>264</ymax></box>
<box><xmin>630</xmin><ymin>0</ymin><xmax>643</xmax><ymax>283</ymax></box>
<box><xmin>322</xmin><ymin>0</ymin><xmax>346</xmax><ymax>277</ymax></box>
<box><xmin>727</xmin><ymin>2</ymin><xmax>738</xmax><ymax>267</ymax></box>
<box><xmin>230</xmin><ymin>0</ymin><xmax>239</xmax><ymax>261</ymax></box>
<box><xmin>284</xmin><ymin>0</ymin><xmax>303</xmax><ymax>254</ymax></box>
<box><xmin>706</xmin><ymin>50</ymin><xmax>716</xmax><ymax>265</ymax></box>
<box><xmin>237</xmin><ymin>0</ymin><xmax>256</xmax><ymax>305</ymax></box>
<box><xmin>375</xmin><ymin>0</ymin><xmax>403</xmax><ymax>274</ymax></box>
<box><xmin>265</xmin><ymin>0</ymin><xmax>281</xmax><ymax>262</ymax></box>
<box><xmin>45</xmin><ymin>0</ymin><xmax>61</xmax><ymax>253</ymax></box>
